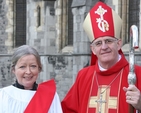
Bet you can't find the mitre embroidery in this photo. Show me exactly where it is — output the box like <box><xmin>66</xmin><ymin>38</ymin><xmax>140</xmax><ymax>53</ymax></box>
<box><xmin>95</xmin><ymin>6</ymin><xmax>109</xmax><ymax>32</ymax></box>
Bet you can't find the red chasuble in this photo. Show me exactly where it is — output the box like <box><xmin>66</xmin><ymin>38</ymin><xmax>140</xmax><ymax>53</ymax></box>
<box><xmin>24</xmin><ymin>79</ymin><xmax>56</xmax><ymax>113</ymax></box>
<box><xmin>61</xmin><ymin>54</ymin><xmax>141</xmax><ymax>113</ymax></box>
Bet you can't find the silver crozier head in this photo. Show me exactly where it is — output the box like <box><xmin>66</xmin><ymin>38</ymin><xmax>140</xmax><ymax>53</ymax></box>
<box><xmin>128</xmin><ymin>25</ymin><xmax>138</xmax><ymax>85</ymax></box>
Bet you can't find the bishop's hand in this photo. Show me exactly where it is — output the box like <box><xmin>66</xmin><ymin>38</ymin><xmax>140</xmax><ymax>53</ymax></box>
<box><xmin>123</xmin><ymin>85</ymin><xmax>141</xmax><ymax>112</ymax></box>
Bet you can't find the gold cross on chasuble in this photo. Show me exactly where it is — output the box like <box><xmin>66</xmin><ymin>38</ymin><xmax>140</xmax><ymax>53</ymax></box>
<box><xmin>89</xmin><ymin>86</ymin><xmax>118</xmax><ymax>113</ymax></box>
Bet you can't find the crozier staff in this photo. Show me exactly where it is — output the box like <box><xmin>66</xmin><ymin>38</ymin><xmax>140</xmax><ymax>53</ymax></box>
<box><xmin>61</xmin><ymin>1</ymin><xmax>141</xmax><ymax>113</ymax></box>
<box><xmin>0</xmin><ymin>45</ymin><xmax>63</xmax><ymax>113</ymax></box>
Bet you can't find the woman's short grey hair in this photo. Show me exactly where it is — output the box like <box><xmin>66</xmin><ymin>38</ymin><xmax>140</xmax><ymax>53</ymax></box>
<box><xmin>11</xmin><ymin>45</ymin><xmax>42</xmax><ymax>71</ymax></box>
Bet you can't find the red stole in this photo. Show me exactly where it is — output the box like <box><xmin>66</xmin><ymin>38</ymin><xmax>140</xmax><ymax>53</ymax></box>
<box><xmin>24</xmin><ymin>79</ymin><xmax>56</xmax><ymax>113</ymax></box>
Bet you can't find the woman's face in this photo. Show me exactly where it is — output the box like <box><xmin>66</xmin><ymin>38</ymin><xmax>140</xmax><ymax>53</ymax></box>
<box><xmin>12</xmin><ymin>54</ymin><xmax>40</xmax><ymax>90</ymax></box>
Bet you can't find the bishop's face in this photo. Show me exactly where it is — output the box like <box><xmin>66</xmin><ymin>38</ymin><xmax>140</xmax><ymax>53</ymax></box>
<box><xmin>12</xmin><ymin>54</ymin><xmax>40</xmax><ymax>90</ymax></box>
<box><xmin>91</xmin><ymin>36</ymin><xmax>122</xmax><ymax>69</ymax></box>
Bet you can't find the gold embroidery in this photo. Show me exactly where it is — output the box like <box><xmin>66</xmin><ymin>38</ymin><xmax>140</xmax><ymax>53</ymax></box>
<box><xmin>87</xmin><ymin>69</ymin><xmax>123</xmax><ymax>113</ymax></box>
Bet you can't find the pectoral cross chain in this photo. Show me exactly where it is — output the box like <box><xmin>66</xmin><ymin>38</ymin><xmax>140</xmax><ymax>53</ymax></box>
<box><xmin>95</xmin><ymin>93</ymin><xmax>106</xmax><ymax>113</ymax></box>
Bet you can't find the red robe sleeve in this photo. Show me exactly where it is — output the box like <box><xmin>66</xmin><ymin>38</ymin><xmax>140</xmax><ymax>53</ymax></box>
<box><xmin>61</xmin><ymin>80</ymin><xmax>79</xmax><ymax>113</ymax></box>
<box><xmin>61</xmin><ymin>66</ymin><xmax>94</xmax><ymax>113</ymax></box>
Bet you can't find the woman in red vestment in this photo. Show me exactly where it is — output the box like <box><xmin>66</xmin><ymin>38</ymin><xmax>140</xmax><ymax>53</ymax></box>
<box><xmin>61</xmin><ymin>1</ymin><xmax>141</xmax><ymax>113</ymax></box>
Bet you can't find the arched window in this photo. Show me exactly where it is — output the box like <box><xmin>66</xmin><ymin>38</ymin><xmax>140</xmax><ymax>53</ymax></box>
<box><xmin>128</xmin><ymin>0</ymin><xmax>140</xmax><ymax>42</ymax></box>
<box><xmin>56</xmin><ymin>0</ymin><xmax>73</xmax><ymax>52</ymax></box>
<box><xmin>37</xmin><ymin>5</ymin><xmax>41</xmax><ymax>27</ymax></box>
<box><xmin>14</xmin><ymin>0</ymin><xmax>26</xmax><ymax>47</ymax></box>
<box><xmin>68</xmin><ymin>0</ymin><xmax>73</xmax><ymax>45</ymax></box>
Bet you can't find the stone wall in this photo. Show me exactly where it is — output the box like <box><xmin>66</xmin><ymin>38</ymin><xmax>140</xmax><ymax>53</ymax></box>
<box><xmin>0</xmin><ymin>0</ymin><xmax>141</xmax><ymax>102</ymax></box>
<box><xmin>0</xmin><ymin>55</ymin><xmax>13</xmax><ymax>88</ymax></box>
<box><xmin>0</xmin><ymin>0</ymin><xmax>8</xmax><ymax>54</ymax></box>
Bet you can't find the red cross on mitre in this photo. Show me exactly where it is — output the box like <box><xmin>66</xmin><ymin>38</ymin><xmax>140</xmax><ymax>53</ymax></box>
<box><xmin>83</xmin><ymin>1</ymin><xmax>122</xmax><ymax>42</ymax></box>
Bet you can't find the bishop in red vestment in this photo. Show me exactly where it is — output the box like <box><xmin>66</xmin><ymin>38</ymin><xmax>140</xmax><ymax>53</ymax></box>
<box><xmin>61</xmin><ymin>1</ymin><xmax>141</xmax><ymax>113</ymax></box>
<box><xmin>62</xmin><ymin>54</ymin><xmax>141</xmax><ymax>113</ymax></box>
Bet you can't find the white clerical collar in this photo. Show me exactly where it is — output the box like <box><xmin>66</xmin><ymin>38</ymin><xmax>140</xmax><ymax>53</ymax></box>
<box><xmin>98</xmin><ymin>54</ymin><xmax>121</xmax><ymax>71</ymax></box>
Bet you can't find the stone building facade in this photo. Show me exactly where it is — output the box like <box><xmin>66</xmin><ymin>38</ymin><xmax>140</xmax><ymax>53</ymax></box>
<box><xmin>0</xmin><ymin>0</ymin><xmax>141</xmax><ymax>100</ymax></box>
